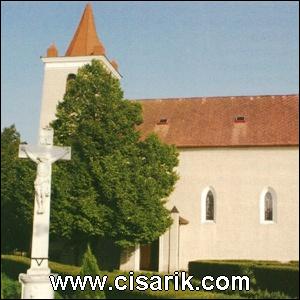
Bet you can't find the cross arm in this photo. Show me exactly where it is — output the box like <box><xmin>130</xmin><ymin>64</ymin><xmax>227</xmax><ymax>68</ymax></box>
<box><xmin>50</xmin><ymin>146</ymin><xmax>71</xmax><ymax>161</ymax></box>
<box><xmin>18</xmin><ymin>145</ymin><xmax>71</xmax><ymax>162</ymax></box>
<box><xmin>19</xmin><ymin>144</ymin><xmax>39</xmax><ymax>162</ymax></box>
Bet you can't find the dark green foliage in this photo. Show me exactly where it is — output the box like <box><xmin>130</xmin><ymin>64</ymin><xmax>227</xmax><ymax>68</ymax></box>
<box><xmin>2</xmin><ymin>255</ymin><xmax>296</xmax><ymax>299</ymax></box>
<box><xmin>93</xmin><ymin>238</ymin><xmax>121</xmax><ymax>271</ymax></box>
<box><xmin>1</xmin><ymin>255</ymin><xmax>79</xmax><ymax>279</ymax></box>
<box><xmin>188</xmin><ymin>260</ymin><xmax>299</xmax><ymax>298</ymax></box>
<box><xmin>79</xmin><ymin>244</ymin><xmax>101</xmax><ymax>276</ymax></box>
<box><xmin>1</xmin><ymin>273</ymin><xmax>21</xmax><ymax>299</ymax></box>
<box><xmin>70</xmin><ymin>245</ymin><xmax>106</xmax><ymax>299</ymax></box>
<box><xmin>253</xmin><ymin>264</ymin><xmax>299</xmax><ymax>297</ymax></box>
<box><xmin>1</xmin><ymin>256</ymin><xmax>29</xmax><ymax>279</ymax></box>
<box><xmin>50</xmin><ymin>60</ymin><xmax>179</xmax><ymax>248</ymax></box>
<box><xmin>1</xmin><ymin>125</ymin><xmax>35</xmax><ymax>253</ymax></box>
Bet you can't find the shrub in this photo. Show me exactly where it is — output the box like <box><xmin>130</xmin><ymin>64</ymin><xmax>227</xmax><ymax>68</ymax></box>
<box><xmin>71</xmin><ymin>244</ymin><xmax>106</xmax><ymax>299</ymax></box>
<box><xmin>188</xmin><ymin>260</ymin><xmax>299</xmax><ymax>298</ymax></box>
<box><xmin>253</xmin><ymin>264</ymin><xmax>299</xmax><ymax>297</ymax></box>
<box><xmin>1</xmin><ymin>273</ymin><xmax>21</xmax><ymax>299</ymax></box>
<box><xmin>1</xmin><ymin>254</ymin><xmax>80</xmax><ymax>278</ymax></box>
<box><xmin>1</xmin><ymin>255</ymin><xmax>30</xmax><ymax>279</ymax></box>
<box><xmin>5</xmin><ymin>255</ymin><xmax>297</xmax><ymax>299</ymax></box>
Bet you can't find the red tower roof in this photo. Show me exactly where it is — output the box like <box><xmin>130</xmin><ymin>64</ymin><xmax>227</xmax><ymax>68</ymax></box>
<box><xmin>65</xmin><ymin>3</ymin><xmax>105</xmax><ymax>56</ymax></box>
<box><xmin>47</xmin><ymin>43</ymin><xmax>58</xmax><ymax>57</ymax></box>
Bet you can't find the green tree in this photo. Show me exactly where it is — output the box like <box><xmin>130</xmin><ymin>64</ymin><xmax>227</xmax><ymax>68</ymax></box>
<box><xmin>80</xmin><ymin>244</ymin><xmax>102</xmax><ymax>276</ymax></box>
<box><xmin>1</xmin><ymin>125</ymin><xmax>35</xmax><ymax>253</ymax></box>
<box><xmin>70</xmin><ymin>244</ymin><xmax>106</xmax><ymax>299</ymax></box>
<box><xmin>51</xmin><ymin>60</ymin><xmax>179</xmax><ymax>250</ymax></box>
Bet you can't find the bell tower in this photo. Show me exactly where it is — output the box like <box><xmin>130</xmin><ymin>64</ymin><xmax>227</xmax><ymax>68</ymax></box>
<box><xmin>39</xmin><ymin>3</ymin><xmax>121</xmax><ymax>130</ymax></box>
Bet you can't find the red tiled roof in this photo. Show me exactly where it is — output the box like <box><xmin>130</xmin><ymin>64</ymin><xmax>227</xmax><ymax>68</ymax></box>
<box><xmin>135</xmin><ymin>94</ymin><xmax>299</xmax><ymax>147</ymax></box>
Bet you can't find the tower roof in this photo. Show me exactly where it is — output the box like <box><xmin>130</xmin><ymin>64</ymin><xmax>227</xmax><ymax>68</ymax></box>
<box><xmin>47</xmin><ymin>43</ymin><xmax>58</xmax><ymax>57</ymax></box>
<box><xmin>65</xmin><ymin>3</ymin><xmax>106</xmax><ymax>56</ymax></box>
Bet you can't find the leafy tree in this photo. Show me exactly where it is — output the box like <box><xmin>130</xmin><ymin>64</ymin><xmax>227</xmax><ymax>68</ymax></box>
<box><xmin>51</xmin><ymin>60</ymin><xmax>179</xmax><ymax>250</ymax></box>
<box><xmin>1</xmin><ymin>125</ymin><xmax>35</xmax><ymax>253</ymax></box>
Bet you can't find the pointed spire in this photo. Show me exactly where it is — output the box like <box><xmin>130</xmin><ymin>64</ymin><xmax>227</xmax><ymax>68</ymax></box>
<box><xmin>65</xmin><ymin>3</ymin><xmax>106</xmax><ymax>56</ymax></box>
<box><xmin>47</xmin><ymin>43</ymin><xmax>58</xmax><ymax>57</ymax></box>
<box><xmin>171</xmin><ymin>206</ymin><xmax>179</xmax><ymax>213</ymax></box>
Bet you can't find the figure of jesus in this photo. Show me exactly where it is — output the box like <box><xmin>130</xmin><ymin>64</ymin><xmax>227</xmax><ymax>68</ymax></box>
<box><xmin>20</xmin><ymin>144</ymin><xmax>70</xmax><ymax>214</ymax></box>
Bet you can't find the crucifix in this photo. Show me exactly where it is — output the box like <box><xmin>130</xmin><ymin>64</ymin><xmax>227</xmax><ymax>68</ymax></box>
<box><xmin>18</xmin><ymin>127</ymin><xmax>71</xmax><ymax>299</ymax></box>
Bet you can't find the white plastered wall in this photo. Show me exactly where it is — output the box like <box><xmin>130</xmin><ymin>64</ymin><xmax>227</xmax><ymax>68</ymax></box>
<box><xmin>166</xmin><ymin>146</ymin><xmax>299</xmax><ymax>270</ymax></box>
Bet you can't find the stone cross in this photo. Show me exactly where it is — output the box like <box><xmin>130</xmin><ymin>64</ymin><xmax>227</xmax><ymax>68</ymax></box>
<box><xmin>18</xmin><ymin>127</ymin><xmax>71</xmax><ymax>299</ymax></box>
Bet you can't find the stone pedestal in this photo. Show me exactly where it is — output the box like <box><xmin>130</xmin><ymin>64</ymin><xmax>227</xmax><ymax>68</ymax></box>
<box><xmin>19</xmin><ymin>273</ymin><xmax>56</xmax><ymax>299</ymax></box>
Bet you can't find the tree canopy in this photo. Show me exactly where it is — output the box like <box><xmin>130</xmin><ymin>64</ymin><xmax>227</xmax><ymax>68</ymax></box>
<box><xmin>1</xmin><ymin>125</ymin><xmax>35</xmax><ymax>253</ymax></box>
<box><xmin>51</xmin><ymin>60</ymin><xmax>179</xmax><ymax>248</ymax></box>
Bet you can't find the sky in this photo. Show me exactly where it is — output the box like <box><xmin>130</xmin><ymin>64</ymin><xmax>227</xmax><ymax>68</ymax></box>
<box><xmin>1</xmin><ymin>1</ymin><xmax>299</xmax><ymax>144</ymax></box>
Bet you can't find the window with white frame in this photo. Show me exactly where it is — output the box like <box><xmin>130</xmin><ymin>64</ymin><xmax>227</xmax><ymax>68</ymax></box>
<box><xmin>201</xmin><ymin>187</ymin><xmax>216</xmax><ymax>223</ymax></box>
<box><xmin>260</xmin><ymin>187</ymin><xmax>277</xmax><ymax>224</ymax></box>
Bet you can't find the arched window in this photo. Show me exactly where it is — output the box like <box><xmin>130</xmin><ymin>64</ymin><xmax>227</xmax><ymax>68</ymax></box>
<box><xmin>260</xmin><ymin>187</ymin><xmax>277</xmax><ymax>224</ymax></box>
<box><xmin>66</xmin><ymin>73</ymin><xmax>76</xmax><ymax>91</ymax></box>
<box><xmin>201</xmin><ymin>187</ymin><xmax>216</xmax><ymax>223</ymax></box>
<box><xmin>206</xmin><ymin>191</ymin><xmax>214</xmax><ymax>221</ymax></box>
<box><xmin>67</xmin><ymin>73</ymin><xmax>76</xmax><ymax>82</ymax></box>
<box><xmin>264</xmin><ymin>192</ymin><xmax>273</xmax><ymax>221</ymax></box>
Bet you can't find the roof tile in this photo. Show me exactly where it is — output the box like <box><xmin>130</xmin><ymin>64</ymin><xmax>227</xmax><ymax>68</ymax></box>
<box><xmin>135</xmin><ymin>94</ymin><xmax>299</xmax><ymax>147</ymax></box>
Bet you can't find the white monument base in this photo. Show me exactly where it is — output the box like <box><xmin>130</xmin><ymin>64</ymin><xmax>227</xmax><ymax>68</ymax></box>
<box><xmin>19</xmin><ymin>273</ymin><xmax>55</xmax><ymax>299</ymax></box>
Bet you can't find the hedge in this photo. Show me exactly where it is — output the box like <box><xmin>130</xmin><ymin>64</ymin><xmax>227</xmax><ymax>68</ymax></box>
<box><xmin>3</xmin><ymin>255</ymin><xmax>297</xmax><ymax>298</ymax></box>
<box><xmin>1</xmin><ymin>255</ymin><xmax>238</xmax><ymax>299</ymax></box>
<box><xmin>188</xmin><ymin>260</ymin><xmax>299</xmax><ymax>297</ymax></box>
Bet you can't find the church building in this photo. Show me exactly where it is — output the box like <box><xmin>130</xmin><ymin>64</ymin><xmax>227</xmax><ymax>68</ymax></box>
<box><xmin>39</xmin><ymin>4</ymin><xmax>299</xmax><ymax>272</ymax></box>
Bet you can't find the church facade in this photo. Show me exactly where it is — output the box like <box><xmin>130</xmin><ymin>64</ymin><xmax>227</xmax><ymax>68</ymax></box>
<box><xmin>39</xmin><ymin>4</ymin><xmax>299</xmax><ymax>272</ymax></box>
